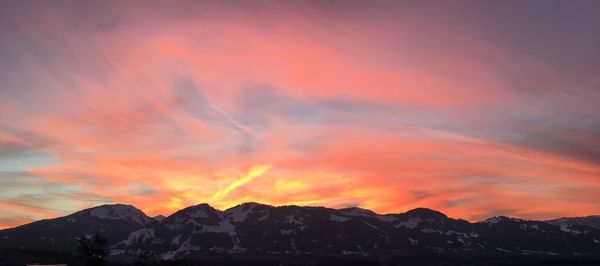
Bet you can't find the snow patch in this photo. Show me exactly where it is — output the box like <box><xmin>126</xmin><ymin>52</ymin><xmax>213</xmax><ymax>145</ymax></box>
<box><xmin>496</xmin><ymin>248</ymin><xmax>512</xmax><ymax>253</ymax></box>
<box><xmin>89</xmin><ymin>205</ymin><xmax>150</xmax><ymax>225</ymax></box>
<box><xmin>482</xmin><ymin>217</ymin><xmax>503</xmax><ymax>225</ymax></box>
<box><xmin>283</xmin><ymin>215</ymin><xmax>304</xmax><ymax>225</ymax></box>
<box><xmin>202</xmin><ymin>220</ymin><xmax>236</xmax><ymax>235</ymax></box>
<box><xmin>199</xmin><ymin>219</ymin><xmax>245</xmax><ymax>251</ymax></box>
<box><xmin>226</xmin><ymin>203</ymin><xmax>257</xmax><ymax>222</ymax></box>
<box><xmin>339</xmin><ymin>207</ymin><xmax>374</xmax><ymax>217</ymax></box>
<box><xmin>258</xmin><ymin>211</ymin><xmax>270</xmax><ymax>221</ymax></box>
<box><xmin>329</xmin><ymin>214</ymin><xmax>349</xmax><ymax>222</ymax></box>
<box><xmin>409</xmin><ymin>237</ymin><xmax>418</xmax><ymax>246</ymax></box>
<box><xmin>166</xmin><ymin>216</ymin><xmax>202</xmax><ymax>230</ymax></box>
<box><xmin>396</xmin><ymin>217</ymin><xmax>422</xmax><ymax>229</ymax></box>
<box><xmin>123</xmin><ymin>228</ymin><xmax>155</xmax><ymax>246</ymax></box>
<box><xmin>521</xmin><ymin>250</ymin><xmax>559</xmax><ymax>256</ymax></box>
<box><xmin>362</xmin><ymin>221</ymin><xmax>378</xmax><ymax>229</ymax></box>
<box><xmin>171</xmin><ymin>234</ymin><xmax>182</xmax><ymax>245</ymax></box>
<box><xmin>560</xmin><ymin>225</ymin><xmax>581</xmax><ymax>235</ymax></box>
<box><xmin>421</xmin><ymin>228</ymin><xmax>437</xmax><ymax>234</ymax></box>
<box><xmin>520</xmin><ymin>224</ymin><xmax>528</xmax><ymax>230</ymax></box>
<box><xmin>377</xmin><ymin>215</ymin><xmax>397</xmax><ymax>222</ymax></box>
<box><xmin>161</xmin><ymin>237</ymin><xmax>199</xmax><ymax>260</ymax></box>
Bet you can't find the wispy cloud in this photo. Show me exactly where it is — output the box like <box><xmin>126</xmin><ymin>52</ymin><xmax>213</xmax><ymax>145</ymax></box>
<box><xmin>211</xmin><ymin>165</ymin><xmax>270</xmax><ymax>202</ymax></box>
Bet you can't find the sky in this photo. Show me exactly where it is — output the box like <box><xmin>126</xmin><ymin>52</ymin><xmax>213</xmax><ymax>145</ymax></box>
<box><xmin>1</xmin><ymin>0</ymin><xmax>600</xmax><ymax>229</ymax></box>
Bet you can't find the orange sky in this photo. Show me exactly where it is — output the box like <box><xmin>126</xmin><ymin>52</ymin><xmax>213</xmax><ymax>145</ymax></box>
<box><xmin>1</xmin><ymin>1</ymin><xmax>600</xmax><ymax>229</ymax></box>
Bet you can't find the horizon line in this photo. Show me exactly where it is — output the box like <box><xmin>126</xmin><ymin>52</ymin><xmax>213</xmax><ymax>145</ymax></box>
<box><xmin>3</xmin><ymin>201</ymin><xmax>599</xmax><ymax>230</ymax></box>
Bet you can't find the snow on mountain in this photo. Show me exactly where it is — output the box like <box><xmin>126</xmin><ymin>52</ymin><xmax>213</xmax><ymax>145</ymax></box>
<box><xmin>481</xmin><ymin>216</ymin><xmax>504</xmax><ymax>225</ymax></box>
<box><xmin>547</xmin><ymin>215</ymin><xmax>600</xmax><ymax>230</ymax></box>
<box><xmin>329</xmin><ymin>214</ymin><xmax>349</xmax><ymax>222</ymax></box>
<box><xmin>186</xmin><ymin>205</ymin><xmax>213</xmax><ymax>219</ymax></box>
<box><xmin>339</xmin><ymin>207</ymin><xmax>376</xmax><ymax>217</ymax></box>
<box><xmin>559</xmin><ymin>224</ymin><xmax>582</xmax><ymax>235</ymax></box>
<box><xmin>112</xmin><ymin>228</ymin><xmax>159</xmax><ymax>249</ymax></box>
<box><xmin>163</xmin><ymin>203</ymin><xmax>222</xmax><ymax>229</ymax></box>
<box><xmin>395</xmin><ymin>217</ymin><xmax>422</xmax><ymax>228</ymax></box>
<box><xmin>224</xmin><ymin>202</ymin><xmax>260</xmax><ymax>222</ymax></box>
<box><xmin>124</xmin><ymin>228</ymin><xmax>156</xmax><ymax>245</ymax></box>
<box><xmin>480</xmin><ymin>216</ymin><xmax>524</xmax><ymax>226</ymax></box>
<box><xmin>2</xmin><ymin>202</ymin><xmax>600</xmax><ymax>260</ymax></box>
<box><xmin>88</xmin><ymin>204</ymin><xmax>151</xmax><ymax>225</ymax></box>
<box><xmin>376</xmin><ymin>214</ymin><xmax>398</xmax><ymax>223</ymax></box>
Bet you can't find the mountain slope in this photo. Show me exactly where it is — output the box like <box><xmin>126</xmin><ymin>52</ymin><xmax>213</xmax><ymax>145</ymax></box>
<box><xmin>0</xmin><ymin>204</ymin><xmax>152</xmax><ymax>251</ymax></box>
<box><xmin>547</xmin><ymin>215</ymin><xmax>600</xmax><ymax>230</ymax></box>
<box><xmin>1</xmin><ymin>203</ymin><xmax>600</xmax><ymax>261</ymax></box>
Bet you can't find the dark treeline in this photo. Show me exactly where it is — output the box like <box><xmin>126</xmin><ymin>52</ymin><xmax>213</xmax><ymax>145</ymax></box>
<box><xmin>2</xmin><ymin>249</ymin><xmax>600</xmax><ymax>266</ymax></box>
<box><xmin>1</xmin><ymin>233</ymin><xmax>599</xmax><ymax>266</ymax></box>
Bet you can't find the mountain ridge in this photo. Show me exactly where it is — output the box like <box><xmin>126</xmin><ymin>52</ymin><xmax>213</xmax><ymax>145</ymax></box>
<box><xmin>11</xmin><ymin>202</ymin><xmax>593</xmax><ymax>228</ymax></box>
<box><xmin>1</xmin><ymin>202</ymin><xmax>600</xmax><ymax>261</ymax></box>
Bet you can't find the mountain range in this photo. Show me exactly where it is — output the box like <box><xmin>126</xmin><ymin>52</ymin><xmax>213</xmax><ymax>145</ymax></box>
<box><xmin>1</xmin><ymin>202</ymin><xmax>599</xmax><ymax>263</ymax></box>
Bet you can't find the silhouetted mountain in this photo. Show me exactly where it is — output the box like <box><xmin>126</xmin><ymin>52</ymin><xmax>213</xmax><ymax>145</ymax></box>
<box><xmin>0</xmin><ymin>204</ymin><xmax>151</xmax><ymax>252</ymax></box>
<box><xmin>152</xmin><ymin>215</ymin><xmax>166</xmax><ymax>222</ymax></box>
<box><xmin>547</xmin><ymin>215</ymin><xmax>600</xmax><ymax>230</ymax></box>
<box><xmin>1</xmin><ymin>203</ymin><xmax>599</xmax><ymax>263</ymax></box>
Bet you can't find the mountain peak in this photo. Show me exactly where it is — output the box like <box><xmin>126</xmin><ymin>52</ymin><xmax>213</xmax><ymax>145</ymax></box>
<box><xmin>175</xmin><ymin>203</ymin><xmax>220</xmax><ymax>219</ymax></box>
<box><xmin>226</xmin><ymin>202</ymin><xmax>270</xmax><ymax>210</ymax></box>
<box><xmin>153</xmin><ymin>215</ymin><xmax>166</xmax><ymax>222</ymax></box>
<box><xmin>480</xmin><ymin>216</ymin><xmax>524</xmax><ymax>225</ymax></box>
<box><xmin>404</xmin><ymin>208</ymin><xmax>447</xmax><ymax>219</ymax></box>
<box><xmin>339</xmin><ymin>207</ymin><xmax>376</xmax><ymax>217</ymax></box>
<box><xmin>83</xmin><ymin>204</ymin><xmax>151</xmax><ymax>225</ymax></box>
<box><xmin>224</xmin><ymin>202</ymin><xmax>270</xmax><ymax>222</ymax></box>
<box><xmin>90</xmin><ymin>203</ymin><xmax>139</xmax><ymax>213</ymax></box>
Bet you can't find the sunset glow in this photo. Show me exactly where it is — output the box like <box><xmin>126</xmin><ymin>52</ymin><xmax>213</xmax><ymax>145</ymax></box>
<box><xmin>1</xmin><ymin>1</ymin><xmax>600</xmax><ymax>229</ymax></box>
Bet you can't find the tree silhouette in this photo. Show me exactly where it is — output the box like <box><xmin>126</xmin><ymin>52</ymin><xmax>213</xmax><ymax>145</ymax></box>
<box><xmin>77</xmin><ymin>232</ymin><xmax>109</xmax><ymax>266</ymax></box>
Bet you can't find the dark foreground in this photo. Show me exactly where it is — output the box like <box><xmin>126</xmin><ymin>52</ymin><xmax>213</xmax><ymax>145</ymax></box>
<box><xmin>2</xmin><ymin>249</ymin><xmax>600</xmax><ymax>266</ymax></box>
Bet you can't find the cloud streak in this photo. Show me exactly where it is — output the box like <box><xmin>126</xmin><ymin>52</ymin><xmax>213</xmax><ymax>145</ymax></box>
<box><xmin>211</xmin><ymin>165</ymin><xmax>270</xmax><ymax>202</ymax></box>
